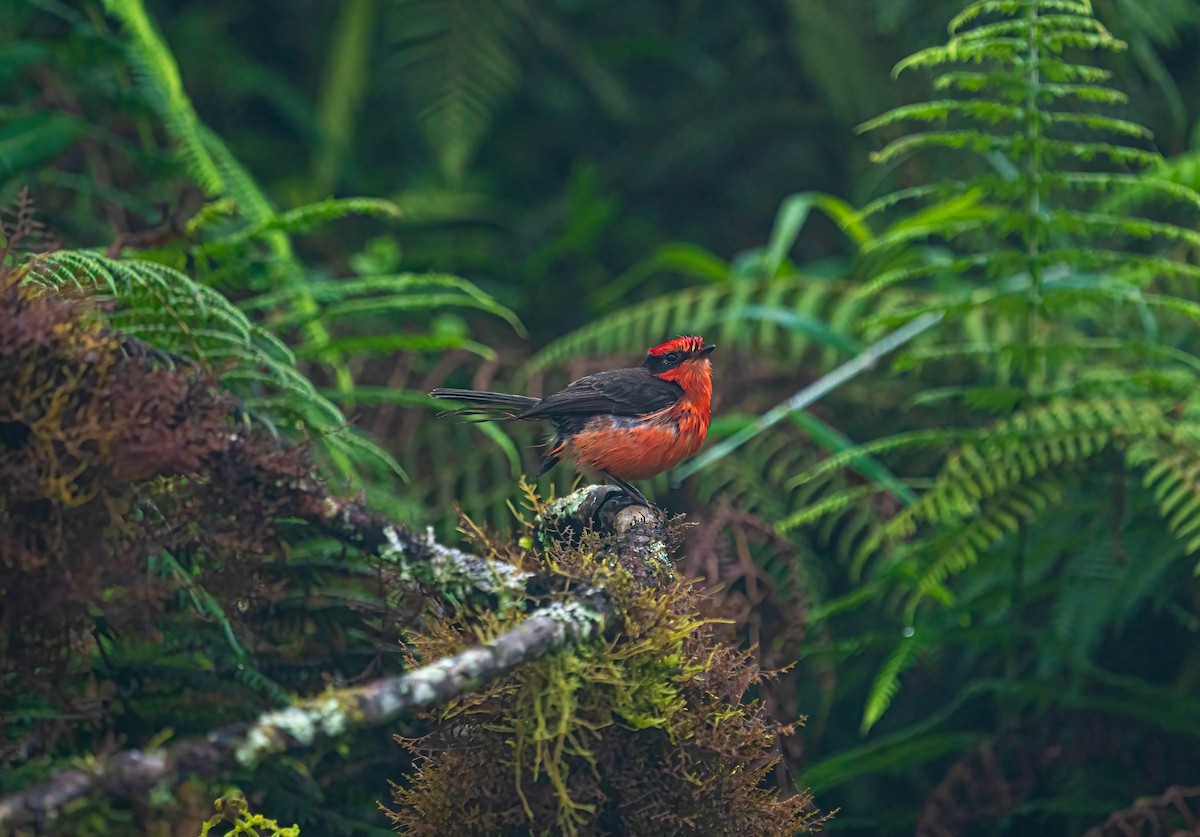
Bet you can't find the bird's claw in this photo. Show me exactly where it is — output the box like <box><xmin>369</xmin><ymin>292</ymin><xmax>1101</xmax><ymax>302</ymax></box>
<box><xmin>598</xmin><ymin>472</ymin><xmax>652</xmax><ymax>508</ymax></box>
<box><xmin>592</xmin><ymin>486</ymin><xmax>653</xmax><ymax>520</ymax></box>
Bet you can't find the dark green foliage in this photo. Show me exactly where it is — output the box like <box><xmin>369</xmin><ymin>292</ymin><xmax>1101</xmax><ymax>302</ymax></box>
<box><xmin>4</xmin><ymin>0</ymin><xmax>1200</xmax><ymax>834</ymax></box>
<box><xmin>739</xmin><ymin>2</ymin><xmax>1200</xmax><ymax>834</ymax></box>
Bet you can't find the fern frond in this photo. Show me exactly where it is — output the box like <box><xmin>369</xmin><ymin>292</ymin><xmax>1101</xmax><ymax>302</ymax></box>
<box><xmin>894</xmin><ymin>39</ymin><xmax>1025</xmax><ymax>77</ymax></box>
<box><xmin>853</xmin><ymin>256</ymin><xmax>993</xmax><ymax>299</ymax></box>
<box><xmin>858</xmin><ymin>401</ymin><xmax>1175</xmax><ymax>589</ymax></box>
<box><xmin>1037</xmin><ymin>514</ymin><xmax>1190</xmax><ymax>674</ymax></box>
<box><xmin>789</xmin><ymin>430</ymin><xmax>972</xmax><ymax>491</ymax></box>
<box><xmin>196</xmin><ymin>123</ymin><xmax>279</xmax><ymax>228</ymax></box>
<box><xmin>929</xmin><ymin>69</ymin><xmax>1021</xmax><ymax>97</ymax></box>
<box><xmin>1054</xmin><ymin>210</ymin><xmax>1200</xmax><ymax>248</ymax></box>
<box><xmin>896</xmin><ymin>338</ymin><xmax>1200</xmax><ymax>380</ymax></box>
<box><xmin>1043</xmin><ymin>248</ymin><xmax>1200</xmax><ymax>281</ymax></box>
<box><xmin>868</xmin><ymin>130</ymin><xmax>1011</xmax><ymax>164</ymax></box>
<box><xmin>1042</xmin><ymin>111</ymin><xmax>1153</xmax><ymax>139</ymax></box>
<box><xmin>857</xmin><ymin>183</ymin><xmax>974</xmax><ymax>219</ymax></box>
<box><xmin>1101</xmin><ymin>150</ymin><xmax>1200</xmax><ymax>212</ymax></box>
<box><xmin>1137</xmin><ymin>445</ymin><xmax>1200</xmax><ymax>553</ymax></box>
<box><xmin>520</xmin><ymin>277</ymin><xmax>915</xmax><ymax>377</ymax></box>
<box><xmin>777</xmin><ymin>484</ymin><xmax>896</xmax><ymax>533</ymax></box>
<box><xmin>390</xmin><ymin>0</ymin><xmax>524</xmax><ymax>181</ymax></box>
<box><xmin>856</xmin><ymin>100</ymin><xmax>1019</xmax><ymax>133</ymax></box>
<box><xmin>1052</xmin><ymin>172</ymin><xmax>1200</xmax><ymax>207</ymax></box>
<box><xmin>1035</xmin><ymin>82</ymin><xmax>1127</xmax><ymax>104</ymax></box>
<box><xmin>696</xmin><ymin>424</ymin><xmax>892</xmax><ymax>568</ymax></box>
<box><xmin>1043</xmin><ymin>29</ymin><xmax>1126</xmax><ymax>53</ymax></box>
<box><xmin>948</xmin><ymin>0</ymin><xmax>1092</xmax><ymax>34</ymax></box>
<box><xmin>859</xmin><ymin>219</ymin><xmax>991</xmax><ymax>255</ymax></box>
<box><xmin>1036</xmin><ymin>139</ymin><xmax>1160</xmax><ymax>167</ymax></box>
<box><xmin>101</xmin><ymin>0</ymin><xmax>224</xmax><ymax>194</ymax></box>
<box><xmin>249</xmin><ymin>273</ymin><xmax>522</xmax><ymax>331</ymax></box>
<box><xmin>23</xmin><ymin>250</ymin><xmax>402</xmax><ymax>483</ymax></box>
<box><xmin>907</xmin><ymin>478</ymin><xmax>1066</xmax><ymax>596</ymax></box>
<box><xmin>861</xmin><ymin>632</ymin><xmax>934</xmax><ymax>733</ymax></box>
<box><xmin>959</xmin><ymin>15</ymin><xmax>1106</xmax><ymax>44</ymax></box>
<box><xmin>199</xmin><ymin>197</ymin><xmax>403</xmax><ymax>250</ymax></box>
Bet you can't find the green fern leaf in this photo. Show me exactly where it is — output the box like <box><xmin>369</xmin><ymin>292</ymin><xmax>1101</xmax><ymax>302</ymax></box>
<box><xmin>390</xmin><ymin>0</ymin><xmax>524</xmax><ymax>182</ymax></box>
<box><xmin>101</xmin><ymin>0</ymin><xmax>225</xmax><ymax>194</ymax></box>
<box><xmin>869</xmin><ymin>130</ymin><xmax>1011</xmax><ymax>164</ymax></box>
<box><xmin>861</xmin><ymin>633</ymin><xmax>931</xmax><ymax>734</ymax></box>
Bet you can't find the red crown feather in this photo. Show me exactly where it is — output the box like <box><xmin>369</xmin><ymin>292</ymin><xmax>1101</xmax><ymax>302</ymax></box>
<box><xmin>647</xmin><ymin>335</ymin><xmax>706</xmax><ymax>357</ymax></box>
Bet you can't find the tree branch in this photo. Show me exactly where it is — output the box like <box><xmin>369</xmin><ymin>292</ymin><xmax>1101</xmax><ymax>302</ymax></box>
<box><xmin>0</xmin><ymin>595</ymin><xmax>612</xmax><ymax>830</ymax></box>
<box><xmin>287</xmin><ymin>471</ymin><xmax>535</xmax><ymax>606</ymax></box>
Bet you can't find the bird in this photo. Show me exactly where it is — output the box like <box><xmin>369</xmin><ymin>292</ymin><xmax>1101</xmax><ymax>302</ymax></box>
<box><xmin>429</xmin><ymin>336</ymin><xmax>715</xmax><ymax>506</ymax></box>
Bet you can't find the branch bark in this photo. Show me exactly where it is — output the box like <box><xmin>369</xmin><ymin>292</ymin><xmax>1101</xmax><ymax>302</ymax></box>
<box><xmin>0</xmin><ymin>596</ymin><xmax>612</xmax><ymax>830</ymax></box>
<box><xmin>288</xmin><ymin>471</ymin><xmax>534</xmax><ymax>605</ymax></box>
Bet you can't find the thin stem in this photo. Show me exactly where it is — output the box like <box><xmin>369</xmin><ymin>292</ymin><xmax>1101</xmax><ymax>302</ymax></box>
<box><xmin>1024</xmin><ymin>0</ymin><xmax>1045</xmax><ymax>387</ymax></box>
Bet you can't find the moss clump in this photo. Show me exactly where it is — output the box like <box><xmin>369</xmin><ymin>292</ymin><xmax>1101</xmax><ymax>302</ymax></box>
<box><xmin>383</xmin><ymin>495</ymin><xmax>828</xmax><ymax>835</ymax></box>
<box><xmin>197</xmin><ymin>792</ymin><xmax>300</xmax><ymax>837</ymax></box>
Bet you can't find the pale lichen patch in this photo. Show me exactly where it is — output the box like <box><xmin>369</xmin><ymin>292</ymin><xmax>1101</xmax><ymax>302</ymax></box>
<box><xmin>379</xmin><ymin>524</ymin><xmax>530</xmax><ymax>606</ymax></box>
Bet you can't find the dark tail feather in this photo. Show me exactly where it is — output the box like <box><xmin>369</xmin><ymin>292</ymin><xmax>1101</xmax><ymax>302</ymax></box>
<box><xmin>428</xmin><ymin>387</ymin><xmax>541</xmax><ymax>421</ymax></box>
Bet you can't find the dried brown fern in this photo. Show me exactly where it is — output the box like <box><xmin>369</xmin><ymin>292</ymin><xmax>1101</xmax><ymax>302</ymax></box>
<box><xmin>682</xmin><ymin>505</ymin><xmax>810</xmax><ymax>783</ymax></box>
<box><xmin>1083</xmin><ymin>785</ymin><xmax>1200</xmax><ymax>837</ymax></box>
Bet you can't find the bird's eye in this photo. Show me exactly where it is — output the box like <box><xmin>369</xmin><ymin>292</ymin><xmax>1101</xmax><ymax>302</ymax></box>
<box><xmin>665</xmin><ymin>352</ymin><xmax>680</xmax><ymax>364</ymax></box>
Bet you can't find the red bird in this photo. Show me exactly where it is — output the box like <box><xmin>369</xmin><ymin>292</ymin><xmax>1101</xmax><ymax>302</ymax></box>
<box><xmin>430</xmin><ymin>336</ymin><xmax>715</xmax><ymax>505</ymax></box>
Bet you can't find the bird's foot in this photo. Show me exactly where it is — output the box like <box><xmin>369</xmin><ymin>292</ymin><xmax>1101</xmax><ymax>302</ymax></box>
<box><xmin>599</xmin><ymin>473</ymin><xmax>652</xmax><ymax>509</ymax></box>
<box><xmin>590</xmin><ymin>487</ymin><xmax>644</xmax><ymax>520</ymax></box>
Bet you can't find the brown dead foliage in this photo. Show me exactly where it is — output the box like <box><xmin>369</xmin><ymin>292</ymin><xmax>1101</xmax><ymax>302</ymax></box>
<box><xmin>0</xmin><ymin>264</ymin><xmax>315</xmax><ymax>764</ymax></box>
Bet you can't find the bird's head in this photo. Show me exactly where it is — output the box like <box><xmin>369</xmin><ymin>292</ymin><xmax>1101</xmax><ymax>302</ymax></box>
<box><xmin>643</xmin><ymin>335</ymin><xmax>715</xmax><ymax>390</ymax></box>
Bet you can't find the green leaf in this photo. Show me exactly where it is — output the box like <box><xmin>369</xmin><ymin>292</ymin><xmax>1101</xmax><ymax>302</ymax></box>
<box><xmin>893</xmin><ymin>38</ymin><xmax>1025</xmax><ymax>77</ymax></box>
<box><xmin>869</xmin><ymin>130</ymin><xmax>1011</xmax><ymax>165</ymax></box>
<box><xmin>857</xmin><ymin>99</ymin><xmax>1019</xmax><ymax>133</ymax></box>
<box><xmin>390</xmin><ymin>0</ymin><xmax>524</xmax><ymax>182</ymax></box>
<box><xmin>861</xmin><ymin>633</ymin><xmax>927</xmax><ymax>733</ymax></box>
<box><xmin>760</xmin><ymin>192</ymin><xmax>875</xmax><ymax>276</ymax></box>
<box><xmin>102</xmin><ymin>0</ymin><xmax>226</xmax><ymax>193</ymax></box>
<box><xmin>0</xmin><ymin>113</ymin><xmax>87</xmax><ymax>178</ymax></box>
<box><xmin>712</xmin><ymin>305</ymin><xmax>863</xmax><ymax>355</ymax></box>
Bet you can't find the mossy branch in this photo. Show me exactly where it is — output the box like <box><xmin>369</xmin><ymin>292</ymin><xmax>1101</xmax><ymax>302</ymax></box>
<box><xmin>0</xmin><ymin>595</ymin><xmax>613</xmax><ymax>830</ymax></box>
<box><xmin>296</xmin><ymin>484</ymin><xmax>534</xmax><ymax>606</ymax></box>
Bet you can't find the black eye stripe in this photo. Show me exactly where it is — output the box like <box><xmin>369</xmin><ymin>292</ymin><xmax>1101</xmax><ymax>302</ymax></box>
<box><xmin>644</xmin><ymin>350</ymin><xmax>691</xmax><ymax>372</ymax></box>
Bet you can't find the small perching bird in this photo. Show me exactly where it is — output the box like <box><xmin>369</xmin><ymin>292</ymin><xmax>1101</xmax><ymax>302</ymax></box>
<box><xmin>429</xmin><ymin>336</ymin><xmax>715</xmax><ymax>505</ymax></box>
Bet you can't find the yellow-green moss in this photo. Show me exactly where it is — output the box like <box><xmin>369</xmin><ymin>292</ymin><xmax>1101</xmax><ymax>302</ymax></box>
<box><xmin>384</xmin><ymin>490</ymin><xmax>827</xmax><ymax>835</ymax></box>
<box><xmin>196</xmin><ymin>792</ymin><xmax>299</xmax><ymax>837</ymax></box>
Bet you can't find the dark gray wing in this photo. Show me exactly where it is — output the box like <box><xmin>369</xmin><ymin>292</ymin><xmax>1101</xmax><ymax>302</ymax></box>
<box><xmin>518</xmin><ymin>367</ymin><xmax>681</xmax><ymax>419</ymax></box>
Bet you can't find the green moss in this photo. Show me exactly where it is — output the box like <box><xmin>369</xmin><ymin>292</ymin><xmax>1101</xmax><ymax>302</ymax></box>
<box><xmin>383</xmin><ymin>490</ymin><xmax>827</xmax><ymax>835</ymax></box>
<box><xmin>196</xmin><ymin>792</ymin><xmax>300</xmax><ymax>837</ymax></box>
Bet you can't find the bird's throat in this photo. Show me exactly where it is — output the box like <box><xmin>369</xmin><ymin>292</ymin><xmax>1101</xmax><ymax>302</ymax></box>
<box><xmin>656</xmin><ymin>359</ymin><xmax>712</xmax><ymax>425</ymax></box>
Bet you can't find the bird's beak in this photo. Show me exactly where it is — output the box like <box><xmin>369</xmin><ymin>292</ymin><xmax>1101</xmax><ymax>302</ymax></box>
<box><xmin>698</xmin><ymin>344</ymin><xmax>716</xmax><ymax>356</ymax></box>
